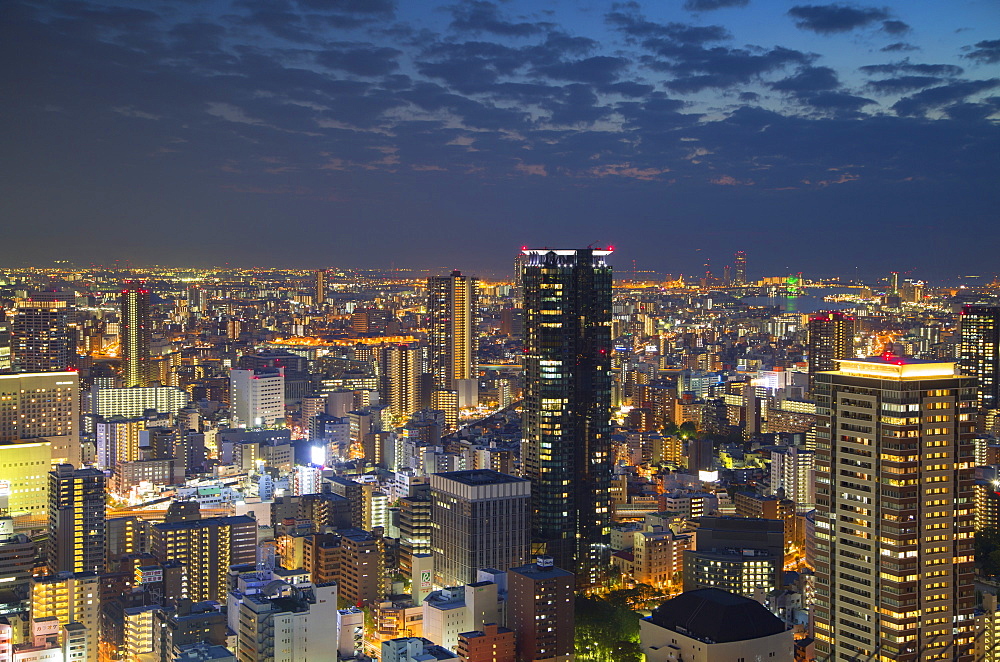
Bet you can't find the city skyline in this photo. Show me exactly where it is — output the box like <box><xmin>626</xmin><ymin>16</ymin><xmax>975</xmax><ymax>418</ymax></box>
<box><xmin>2</xmin><ymin>0</ymin><xmax>999</xmax><ymax>277</ymax></box>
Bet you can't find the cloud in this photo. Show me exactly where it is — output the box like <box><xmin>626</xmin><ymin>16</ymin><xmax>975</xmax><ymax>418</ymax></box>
<box><xmin>860</xmin><ymin>60</ymin><xmax>964</xmax><ymax>77</ymax></box>
<box><xmin>770</xmin><ymin>66</ymin><xmax>840</xmax><ymax>93</ymax></box>
<box><xmin>316</xmin><ymin>45</ymin><xmax>402</xmax><ymax>76</ymax></box>
<box><xmin>881</xmin><ymin>42</ymin><xmax>918</xmax><ymax>53</ymax></box>
<box><xmin>965</xmin><ymin>39</ymin><xmax>1000</xmax><ymax>65</ymax></box>
<box><xmin>449</xmin><ymin>1</ymin><xmax>546</xmax><ymax>37</ymax></box>
<box><xmin>656</xmin><ymin>45</ymin><xmax>814</xmax><ymax>92</ymax></box>
<box><xmin>803</xmin><ymin>91</ymin><xmax>876</xmax><ymax>113</ymax></box>
<box><xmin>296</xmin><ymin>0</ymin><xmax>395</xmax><ymax>28</ymax></box>
<box><xmin>881</xmin><ymin>20</ymin><xmax>910</xmax><ymax>35</ymax></box>
<box><xmin>866</xmin><ymin>75</ymin><xmax>943</xmax><ymax>94</ymax></box>
<box><xmin>606</xmin><ymin>10</ymin><xmax>730</xmax><ymax>44</ymax></box>
<box><xmin>892</xmin><ymin>79</ymin><xmax>1000</xmax><ymax>116</ymax></box>
<box><xmin>534</xmin><ymin>56</ymin><xmax>629</xmax><ymax>84</ymax></box>
<box><xmin>788</xmin><ymin>4</ymin><xmax>890</xmax><ymax>34</ymax></box>
<box><xmin>683</xmin><ymin>0</ymin><xmax>749</xmax><ymax>11</ymax></box>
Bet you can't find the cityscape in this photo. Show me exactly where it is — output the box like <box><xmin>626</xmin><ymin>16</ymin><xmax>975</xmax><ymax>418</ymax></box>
<box><xmin>4</xmin><ymin>0</ymin><xmax>1000</xmax><ymax>661</ymax></box>
<box><xmin>1</xmin><ymin>256</ymin><xmax>1000</xmax><ymax>662</ymax></box>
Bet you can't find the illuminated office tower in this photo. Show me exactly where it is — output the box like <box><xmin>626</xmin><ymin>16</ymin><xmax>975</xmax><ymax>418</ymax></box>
<box><xmin>522</xmin><ymin>248</ymin><xmax>613</xmax><ymax>584</ymax></box>
<box><xmin>315</xmin><ymin>269</ymin><xmax>329</xmax><ymax>304</ymax></box>
<box><xmin>0</xmin><ymin>372</ymin><xmax>80</xmax><ymax>488</ymax></box>
<box><xmin>807</xmin><ymin>310</ymin><xmax>856</xmax><ymax>391</ymax></box>
<box><xmin>429</xmin><ymin>469</ymin><xmax>530</xmax><ymax>587</ymax></box>
<box><xmin>48</xmin><ymin>464</ymin><xmax>106</xmax><ymax>575</ymax></box>
<box><xmin>12</xmin><ymin>297</ymin><xmax>74</xmax><ymax>372</ymax></box>
<box><xmin>120</xmin><ymin>282</ymin><xmax>151</xmax><ymax>388</ymax></box>
<box><xmin>230</xmin><ymin>367</ymin><xmax>285</xmax><ymax>428</ymax></box>
<box><xmin>186</xmin><ymin>284</ymin><xmax>205</xmax><ymax>314</ymax></box>
<box><xmin>959</xmin><ymin>305</ymin><xmax>1000</xmax><ymax>411</ymax></box>
<box><xmin>813</xmin><ymin>356</ymin><xmax>977</xmax><ymax>662</ymax></box>
<box><xmin>428</xmin><ymin>271</ymin><xmax>478</xmax><ymax>398</ymax></box>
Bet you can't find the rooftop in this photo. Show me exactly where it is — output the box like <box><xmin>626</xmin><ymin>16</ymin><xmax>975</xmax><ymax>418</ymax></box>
<box><xmin>434</xmin><ymin>469</ymin><xmax>527</xmax><ymax>486</ymax></box>
<box><xmin>648</xmin><ymin>588</ymin><xmax>786</xmax><ymax>644</ymax></box>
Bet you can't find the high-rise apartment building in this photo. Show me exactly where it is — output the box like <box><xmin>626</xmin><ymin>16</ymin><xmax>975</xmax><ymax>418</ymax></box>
<box><xmin>120</xmin><ymin>282</ymin><xmax>152</xmax><ymax>388</ymax></box>
<box><xmin>48</xmin><ymin>464</ymin><xmax>106</xmax><ymax>575</ymax></box>
<box><xmin>428</xmin><ymin>271</ymin><xmax>478</xmax><ymax>399</ymax></box>
<box><xmin>733</xmin><ymin>250</ymin><xmax>747</xmax><ymax>286</ymax></box>
<box><xmin>30</xmin><ymin>572</ymin><xmax>100</xmax><ymax>662</ymax></box>
<box><xmin>507</xmin><ymin>557</ymin><xmax>575</xmax><ymax>662</ymax></box>
<box><xmin>959</xmin><ymin>305</ymin><xmax>1000</xmax><ymax>412</ymax></box>
<box><xmin>814</xmin><ymin>356</ymin><xmax>977</xmax><ymax>661</ymax></box>
<box><xmin>429</xmin><ymin>469</ymin><xmax>530</xmax><ymax>587</ymax></box>
<box><xmin>150</xmin><ymin>515</ymin><xmax>257</xmax><ymax>602</ymax></box>
<box><xmin>807</xmin><ymin>310</ymin><xmax>855</xmax><ymax>391</ymax></box>
<box><xmin>769</xmin><ymin>444</ymin><xmax>816</xmax><ymax>511</ymax></box>
<box><xmin>382</xmin><ymin>344</ymin><xmax>425</xmax><ymax>425</ymax></box>
<box><xmin>12</xmin><ymin>298</ymin><xmax>74</xmax><ymax>372</ymax></box>
<box><xmin>230</xmin><ymin>368</ymin><xmax>285</xmax><ymax>428</ymax></box>
<box><xmin>522</xmin><ymin>248</ymin><xmax>613</xmax><ymax>584</ymax></box>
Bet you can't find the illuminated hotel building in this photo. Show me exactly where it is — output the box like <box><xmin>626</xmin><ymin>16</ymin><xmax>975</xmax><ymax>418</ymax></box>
<box><xmin>959</xmin><ymin>305</ymin><xmax>1000</xmax><ymax>411</ymax></box>
<box><xmin>813</xmin><ymin>356</ymin><xmax>977</xmax><ymax>661</ymax></box>
<box><xmin>522</xmin><ymin>248</ymin><xmax>613</xmax><ymax>585</ymax></box>
<box><xmin>47</xmin><ymin>464</ymin><xmax>106</xmax><ymax>575</ymax></box>
<box><xmin>230</xmin><ymin>368</ymin><xmax>285</xmax><ymax>428</ymax></box>
<box><xmin>428</xmin><ymin>271</ymin><xmax>478</xmax><ymax>399</ymax></box>
<box><xmin>120</xmin><ymin>282</ymin><xmax>151</xmax><ymax>388</ymax></box>
<box><xmin>12</xmin><ymin>298</ymin><xmax>74</xmax><ymax>372</ymax></box>
<box><xmin>807</xmin><ymin>310</ymin><xmax>856</xmax><ymax>391</ymax></box>
<box><xmin>0</xmin><ymin>372</ymin><xmax>80</xmax><ymax>508</ymax></box>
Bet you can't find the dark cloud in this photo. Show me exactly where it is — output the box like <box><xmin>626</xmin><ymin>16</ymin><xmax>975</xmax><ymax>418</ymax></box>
<box><xmin>860</xmin><ymin>60</ymin><xmax>964</xmax><ymax>77</ymax></box>
<box><xmin>601</xmin><ymin>81</ymin><xmax>656</xmax><ymax>98</ymax></box>
<box><xmin>944</xmin><ymin>98</ymin><xmax>1000</xmax><ymax>122</ymax></box>
<box><xmin>655</xmin><ymin>45</ymin><xmax>814</xmax><ymax>92</ymax></box>
<box><xmin>881</xmin><ymin>42</ymin><xmax>918</xmax><ymax>53</ymax></box>
<box><xmin>534</xmin><ymin>56</ymin><xmax>629</xmax><ymax>84</ymax></box>
<box><xmin>881</xmin><ymin>20</ymin><xmax>910</xmax><ymax>35</ymax></box>
<box><xmin>316</xmin><ymin>45</ymin><xmax>402</xmax><ymax>76</ymax></box>
<box><xmin>606</xmin><ymin>11</ymin><xmax>730</xmax><ymax>44</ymax></box>
<box><xmin>770</xmin><ymin>66</ymin><xmax>840</xmax><ymax>93</ymax></box>
<box><xmin>683</xmin><ymin>0</ymin><xmax>749</xmax><ymax>11</ymax></box>
<box><xmin>296</xmin><ymin>0</ymin><xmax>395</xmax><ymax>28</ymax></box>
<box><xmin>449</xmin><ymin>1</ymin><xmax>547</xmax><ymax>37</ymax></box>
<box><xmin>803</xmin><ymin>91</ymin><xmax>876</xmax><ymax>113</ymax></box>
<box><xmin>788</xmin><ymin>4</ymin><xmax>890</xmax><ymax>34</ymax></box>
<box><xmin>965</xmin><ymin>39</ymin><xmax>1000</xmax><ymax>65</ymax></box>
<box><xmin>892</xmin><ymin>79</ymin><xmax>1000</xmax><ymax>116</ymax></box>
<box><xmin>866</xmin><ymin>75</ymin><xmax>942</xmax><ymax>94</ymax></box>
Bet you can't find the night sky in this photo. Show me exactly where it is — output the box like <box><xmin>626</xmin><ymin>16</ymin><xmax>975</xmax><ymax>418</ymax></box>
<box><xmin>3</xmin><ymin>0</ymin><xmax>999</xmax><ymax>279</ymax></box>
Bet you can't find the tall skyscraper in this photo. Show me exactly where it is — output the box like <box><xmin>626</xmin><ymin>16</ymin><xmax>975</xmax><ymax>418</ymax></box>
<box><xmin>959</xmin><ymin>305</ymin><xmax>1000</xmax><ymax>411</ymax></box>
<box><xmin>48</xmin><ymin>464</ymin><xmax>106</xmax><ymax>575</ymax></box>
<box><xmin>429</xmin><ymin>469</ymin><xmax>530</xmax><ymax>587</ymax></box>
<box><xmin>807</xmin><ymin>310</ymin><xmax>856</xmax><ymax>391</ymax></box>
<box><xmin>814</xmin><ymin>356</ymin><xmax>976</xmax><ymax>661</ymax></box>
<box><xmin>733</xmin><ymin>250</ymin><xmax>747</xmax><ymax>286</ymax></box>
<box><xmin>522</xmin><ymin>248</ymin><xmax>613</xmax><ymax>584</ymax></box>
<box><xmin>120</xmin><ymin>282</ymin><xmax>151</xmax><ymax>388</ymax></box>
<box><xmin>507</xmin><ymin>557</ymin><xmax>575</xmax><ymax>662</ymax></box>
<box><xmin>315</xmin><ymin>269</ymin><xmax>328</xmax><ymax>304</ymax></box>
<box><xmin>428</xmin><ymin>271</ymin><xmax>478</xmax><ymax>397</ymax></box>
<box><xmin>382</xmin><ymin>344</ymin><xmax>425</xmax><ymax>425</ymax></box>
<box><xmin>12</xmin><ymin>297</ymin><xmax>74</xmax><ymax>372</ymax></box>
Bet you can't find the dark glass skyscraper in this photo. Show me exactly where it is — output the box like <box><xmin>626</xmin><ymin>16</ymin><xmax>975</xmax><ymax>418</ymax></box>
<box><xmin>522</xmin><ymin>248</ymin><xmax>612</xmax><ymax>585</ymax></box>
<box><xmin>959</xmin><ymin>305</ymin><xmax>1000</xmax><ymax>411</ymax></box>
<box><xmin>120</xmin><ymin>281</ymin><xmax>151</xmax><ymax>388</ymax></box>
<box><xmin>733</xmin><ymin>250</ymin><xmax>747</xmax><ymax>286</ymax></box>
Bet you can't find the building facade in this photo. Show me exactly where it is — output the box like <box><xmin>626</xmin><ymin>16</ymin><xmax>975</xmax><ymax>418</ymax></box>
<box><xmin>521</xmin><ymin>248</ymin><xmax>613</xmax><ymax>585</ymax></box>
<box><xmin>813</xmin><ymin>356</ymin><xmax>977</xmax><ymax>661</ymax></box>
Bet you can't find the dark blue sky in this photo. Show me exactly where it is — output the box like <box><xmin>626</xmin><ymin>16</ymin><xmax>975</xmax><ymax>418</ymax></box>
<box><xmin>2</xmin><ymin>0</ymin><xmax>998</xmax><ymax>280</ymax></box>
